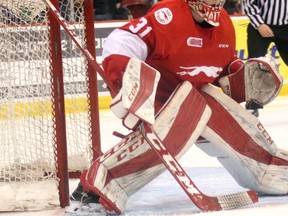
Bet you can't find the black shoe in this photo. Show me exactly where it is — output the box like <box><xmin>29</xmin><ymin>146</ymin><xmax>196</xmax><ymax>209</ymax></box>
<box><xmin>70</xmin><ymin>182</ymin><xmax>100</xmax><ymax>204</ymax></box>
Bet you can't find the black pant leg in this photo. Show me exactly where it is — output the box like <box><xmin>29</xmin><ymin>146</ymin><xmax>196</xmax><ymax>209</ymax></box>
<box><xmin>273</xmin><ymin>25</ymin><xmax>288</xmax><ymax>66</ymax></box>
<box><xmin>247</xmin><ymin>23</ymin><xmax>272</xmax><ymax>58</ymax></box>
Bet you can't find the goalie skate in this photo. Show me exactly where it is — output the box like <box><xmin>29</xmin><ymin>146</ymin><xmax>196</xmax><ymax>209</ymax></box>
<box><xmin>66</xmin><ymin>182</ymin><xmax>106</xmax><ymax>216</ymax></box>
<box><xmin>65</xmin><ymin>201</ymin><xmax>107</xmax><ymax>216</ymax></box>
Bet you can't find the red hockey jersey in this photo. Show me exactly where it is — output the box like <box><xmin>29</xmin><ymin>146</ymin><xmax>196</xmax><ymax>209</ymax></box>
<box><xmin>102</xmin><ymin>0</ymin><xmax>236</xmax><ymax>108</ymax></box>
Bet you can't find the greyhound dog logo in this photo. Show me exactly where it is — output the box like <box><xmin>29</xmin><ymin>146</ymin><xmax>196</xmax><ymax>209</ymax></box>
<box><xmin>177</xmin><ymin>66</ymin><xmax>223</xmax><ymax>78</ymax></box>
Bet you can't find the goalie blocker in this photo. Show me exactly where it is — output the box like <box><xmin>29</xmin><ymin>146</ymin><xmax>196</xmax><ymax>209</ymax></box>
<box><xmin>80</xmin><ymin>59</ymin><xmax>287</xmax><ymax>214</ymax></box>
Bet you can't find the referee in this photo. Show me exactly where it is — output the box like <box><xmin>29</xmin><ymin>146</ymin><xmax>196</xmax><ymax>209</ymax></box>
<box><xmin>243</xmin><ymin>0</ymin><xmax>288</xmax><ymax>116</ymax></box>
<box><xmin>243</xmin><ymin>0</ymin><xmax>288</xmax><ymax>65</ymax></box>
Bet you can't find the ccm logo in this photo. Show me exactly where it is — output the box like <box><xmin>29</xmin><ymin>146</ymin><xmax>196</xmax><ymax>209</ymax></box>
<box><xmin>117</xmin><ymin>137</ymin><xmax>145</xmax><ymax>161</ymax></box>
<box><xmin>257</xmin><ymin>122</ymin><xmax>274</xmax><ymax>145</ymax></box>
<box><xmin>128</xmin><ymin>82</ymin><xmax>139</xmax><ymax>101</ymax></box>
<box><xmin>100</xmin><ymin>134</ymin><xmax>144</xmax><ymax>162</ymax></box>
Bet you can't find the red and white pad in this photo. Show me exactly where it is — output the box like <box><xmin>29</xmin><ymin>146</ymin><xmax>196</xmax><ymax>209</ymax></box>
<box><xmin>197</xmin><ymin>84</ymin><xmax>288</xmax><ymax>195</ymax></box>
<box><xmin>82</xmin><ymin>130</ymin><xmax>145</xmax><ymax>214</ymax></box>
<box><xmin>82</xmin><ymin>81</ymin><xmax>211</xmax><ymax>214</ymax></box>
<box><xmin>110</xmin><ymin>58</ymin><xmax>160</xmax><ymax>129</ymax></box>
<box><xmin>219</xmin><ymin>54</ymin><xmax>283</xmax><ymax>105</ymax></box>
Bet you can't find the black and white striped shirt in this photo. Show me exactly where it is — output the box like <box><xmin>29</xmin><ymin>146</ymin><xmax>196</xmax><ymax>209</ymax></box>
<box><xmin>243</xmin><ymin>0</ymin><xmax>288</xmax><ymax>29</ymax></box>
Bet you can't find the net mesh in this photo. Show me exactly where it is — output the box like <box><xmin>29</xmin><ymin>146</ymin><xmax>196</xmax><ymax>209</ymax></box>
<box><xmin>0</xmin><ymin>0</ymin><xmax>95</xmax><ymax>210</ymax></box>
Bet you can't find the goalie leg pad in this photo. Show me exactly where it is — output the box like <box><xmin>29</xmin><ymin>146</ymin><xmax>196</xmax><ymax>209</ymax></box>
<box><xmin>83</xmin><ymin>81</ymin><xmax>211</xmax><ymax>214</ymax></box>
<box><xmin>261</xmin><ymin>148</ymin><xmax>288</xmax><ymax>194</ymax></box>
<box><xmin>82</xmin><ymin>130</ymin><xmax>154</xmax><ymax>214</ymax></box>
<box><xmin>196</xmin><ymin>85</ymin><xmax>288</xmax><ymax>195</ymax></box>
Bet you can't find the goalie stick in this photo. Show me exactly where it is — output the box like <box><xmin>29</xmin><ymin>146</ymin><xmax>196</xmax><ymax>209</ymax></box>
<box><xmin>140</xmin><ymin>123</ymin><xmax>258</xmax><ymax>211</ymax></box>
<box><xmin>42</xmin><ymin>0</ymin><xmax>258</xmax><ymax>211</ymax></box>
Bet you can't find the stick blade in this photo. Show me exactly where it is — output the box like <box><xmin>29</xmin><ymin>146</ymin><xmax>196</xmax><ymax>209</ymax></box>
<box><xmin>198</xmin><ymin>190</ymin><xmax>258</xmax><ymax>211</ymax></box>
<box><xmin>217</xmin><ymin>190</ymin><xmax>258</xmax><ymax>210</ymax></box>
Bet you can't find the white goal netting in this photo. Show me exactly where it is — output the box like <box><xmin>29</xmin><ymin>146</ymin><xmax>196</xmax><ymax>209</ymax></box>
<box><xmin>0</xmin><ymin>0</ymin><xmax>98</xmax><ymax>211</ymax></box>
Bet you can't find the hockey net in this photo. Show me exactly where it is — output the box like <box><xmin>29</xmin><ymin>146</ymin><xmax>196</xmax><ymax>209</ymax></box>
<box><xmin>0</xmin><ymin>0</ymin><xmax>101</xmax><ymax>211</ymax></box>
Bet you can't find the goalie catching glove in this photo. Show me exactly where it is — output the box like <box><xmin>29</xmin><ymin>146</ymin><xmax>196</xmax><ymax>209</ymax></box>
<box><xmin>218</xmin><ymin>54</ymin><xmax>283</xmax><ymax>106</ymax></box>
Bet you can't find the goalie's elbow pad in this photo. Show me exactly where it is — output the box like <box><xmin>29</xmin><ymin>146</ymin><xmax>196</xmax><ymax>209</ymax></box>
<box><xmin>218</xmin><ymin>54</ymin><xmax>283</xmax><ymax>105</ymax></box>
<box><xmin>110</xmin><ymin>58</ymin><xmax>161</xmax><ymax>130</ymax></box>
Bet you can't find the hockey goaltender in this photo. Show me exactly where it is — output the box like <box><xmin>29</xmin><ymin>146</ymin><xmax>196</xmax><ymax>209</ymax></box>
<box><xmin>67</xmin><ymin>0</ymin><xmax>288</xmax><ymax>214</ymax></box>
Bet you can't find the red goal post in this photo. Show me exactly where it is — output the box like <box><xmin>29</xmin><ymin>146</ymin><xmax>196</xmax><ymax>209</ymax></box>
<box><xmin>0</xmin><ymin>0</ymin><xmax>101</xmax><ymax>211</ymax></box>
